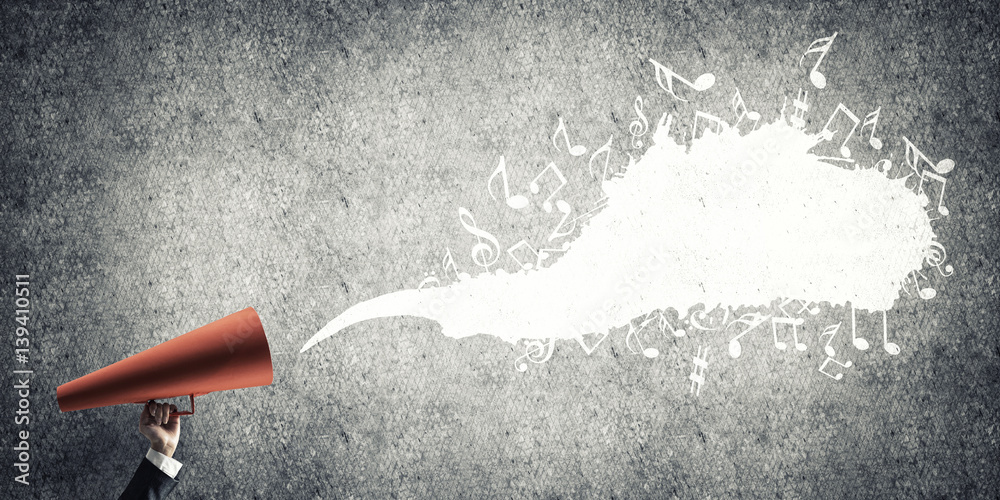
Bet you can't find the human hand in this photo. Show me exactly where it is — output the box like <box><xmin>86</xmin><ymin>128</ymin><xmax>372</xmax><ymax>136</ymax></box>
<box><xmin>138</xmin><ymin>400</ymin><xmax>180</xmax><ymax>458</ymax></box>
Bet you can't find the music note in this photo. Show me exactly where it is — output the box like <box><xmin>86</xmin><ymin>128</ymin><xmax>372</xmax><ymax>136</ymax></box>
<box><xmin>772</xmin><ymin>317</ymin><xmax>807</xmax><ymax>351</ymax></box>
<box><xmin>905</xmin><ymin>269</ymin><xmax>937</xmax><ymax>300</ymax></box>
<box><xmin>458</xmin><ymin>207</ymin><xmax>501</xmax><ymax>270</ymax></box>
<box><xmin>819</xmin><ymin>322</ymin><xmax>842</xmax><ymax>357</ymax></box>
<box><xmin>487</xmin><ymin>156</ymin><xmax>529</xmax><ymax>210</ymax></box>
<box><xmin>442</xmin><ymin>247</ymin><xmax>469</xmax><ymax>281</ymax></box>
<box><xmin>629</xmin><ymin>96</ymin><xmax>649</xmax><ymax>148</ymax></box>
<box><xmin>727</xmin><ymin>312</ymin><xmax>770</xmax><ymax>358</ymax></box>
<box><xmin>506</xmin><ymin>240</ymin><xmax>539</xmax><ymax>271</ymax></box>
<box><xmin>546</xmin><ymin>199</ymin><xmax>575</xmax><ymax>242</ymax></box>
<box><xmin>589</xmin><ymin>135</ymin><xmax>614</xmax><ymax>181</ymax></box>
<box><xmin>918</xmin><ymin>170</ymin><xmax>950</xmax><ymax>217</ymax></box>
<box><xmin>625</xmin><ymin>318</ymin><xmax>659</xmax><ymax>358</ymax></box>
<box><xmin>731</xmin><ymin>88</ymin><xmax>761</xmax><ymax>131</ymax></box>
<box><xmin>649</xmin><ymin>58</ymin><xmax>715</xmax><ymax>102</ymax></box>
<box><xmin>789</xmin><ymin>89</ymin><xmax>809</xmax><ymax>129</ymax></box>
<box><xmin>819</xmin><ymin>103</ymin><xmax>861</xmax><ymax>158</ymax></box>
<box><xmin>819</xmin><ymin>356</ymin><xmax>853</xmax><ymax>380</ymax></box>
<box><xmin>656</xmin><ymin>310</ymin><xmax>686</xmax><ymax>337</ymax></box>
<box><xmin>850</xmin><ymin>304</ymin><xmax>870</xmax><ymax>350</ymax></box>
<box><xmin>692</xmin><ymin>110</ymin><xmax>728</xmax><ymax>139</ymax></box>
<box><xmin>799</xmin><ymin>31</ymin><xmax>837</xmax><ymax>89</ymax></box>
<box><xmin>552</xmin><ymin>117</ymin><xmax>586</xmax><ymax>156</ymax></box>
<box><xmin>861</xmin><ymin>107</ymin><xmax>884</xmax><ymax>150</ymax></box>
<box><xmin>903</xmin><ymin>136</ymin><xmax>956</xmax><ymax>175</ymax></box>
<box><xmin>530</xmin><ymin>162</ymin><xmax>568</xmax><ymax>213</ymax></box>
<box><xmin>880</xmin><ymin>310</ymin><xmax>900</xmax><ymax>355</ymax></box>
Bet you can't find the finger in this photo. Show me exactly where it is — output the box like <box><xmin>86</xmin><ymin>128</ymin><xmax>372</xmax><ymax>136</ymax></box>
<box><xmin>159</xmin><ymin>404</ymin><xmax>169</xmax><ymax>425</ymax></box>
<box><xmin>169</xmin><ymin>404</ymin><xmax>178</xmax><ymax>415</ymax></box>
<box><xmin>147</xmin><ymin>400</ymin><xmax>156</xmax><ymax>418</ymax></box>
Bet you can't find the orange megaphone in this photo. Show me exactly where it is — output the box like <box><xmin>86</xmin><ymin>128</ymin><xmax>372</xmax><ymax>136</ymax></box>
<box><xmin>57</xmin><ymin>307</ymin><xmax>273</xmax><ymax>416</ymax></box>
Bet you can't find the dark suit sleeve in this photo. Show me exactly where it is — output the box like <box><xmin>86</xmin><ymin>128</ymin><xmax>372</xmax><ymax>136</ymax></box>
<box><xmin>118</xmin><ymin>457</ymin><xmax>179</xmax><ymax>500</ymax></box>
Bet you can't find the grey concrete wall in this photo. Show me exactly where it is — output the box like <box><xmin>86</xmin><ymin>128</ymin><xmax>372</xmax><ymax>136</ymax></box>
<box><xmin>2</xmin><ymin>0</ymin><xmax>998</xmax><ymax>498</ymax></box>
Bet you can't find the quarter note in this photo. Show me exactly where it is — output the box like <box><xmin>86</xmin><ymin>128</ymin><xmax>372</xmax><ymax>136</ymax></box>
<box><xmin>861</xmin><ymin>107</ymin><xmax>884</xmax><ymax>150</ymax></box>
<box><xmin>918</xmin><ymin>170</ymin><xmax>950</xmax><ymax>216</ymax></box>
<box><xmin>629</xmin><ymin>96</ymin><xmax>649</xmax><ymax>148</ymax></box>
<box><xmin>850</xmin><ymin>304</ymin><xmax>870</xmax><ymax>350</ymax></box>
<box><xmin>819</xmin><ymin>356</ymin><xmax>853</xmax><ymax>380</ymax></box>
<box><xmin>649</xmin><ymin>58</ymin><xmax>715</xmax><ymax>102</ymax></box>
<box><xmin>552</xmin><ymin>117</ymin><xmax>586</xmax><ymax>156</ymax></box>
<box><xmin>799</xmin><ymin>31</ymin><xmax>838</xmax><ymax>89</ymax></box>
<box><xmin>487</xmin><ymin>156</ymin><xmax>530</xmax><ymax>210</ymax></box>
<box><xmin>880</xmin><ymin>310</ymin><xmax>900</xmax><ymax>355</ymax></box>
<box><xmin>529</xmin><ymin>162</ymin><xmax>568</xmax><ymax>213</ymax></box>
<box><xmin>819</xmin><ymin>103</ymin><xmax>861</xmax><ymax>158</ymax></box>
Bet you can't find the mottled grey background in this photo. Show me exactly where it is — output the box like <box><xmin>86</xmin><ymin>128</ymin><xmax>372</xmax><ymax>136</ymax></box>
<box><xmin>2</xmin><ymin>0</ymin><xmax>998</xmax><ymax>498</ymax></box>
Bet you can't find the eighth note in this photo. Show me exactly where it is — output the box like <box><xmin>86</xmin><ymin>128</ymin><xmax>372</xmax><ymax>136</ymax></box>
<box><xmin>649</xmin><ymin>58</ymin><xmax>715</xmax><ymax>102</ymax></box>
<box><xmin>552</xmin><ymin>117</ymin><xmax>586</xmax><ymax>156</ymax></box>
<box><xmin>799</xmin><ymin>31</ymin><xmax>838</xmax><ymax>89</ymax></box>
<box><xmin>727</xmin><ymin>312</ymin><xmax>770</xmax><ymax>358</ymax></box>
<box><xmin>731</xmin><ymin>88</ymin><xmax>761</xmax><ymax>130</ymax></box>
<box><xmin>487</xmin><ymin>156</ymin><xmax>529</xmax><ymax>210</ymax></box>
<box><xmin>861</xmin><ymin>107</ymin><xmax>884</xmax><ymax>150</ymax></box>
<box><xmin>819</xmin><ymin>322</ymin><xmax>842</xmax><ymax>357</ymax></box>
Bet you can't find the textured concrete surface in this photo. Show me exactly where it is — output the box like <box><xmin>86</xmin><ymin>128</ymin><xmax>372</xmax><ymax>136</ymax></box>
<box><xmin>2</xmin><ymin>0</ymin><xmax>998</xmax><ymax>498</ymax></box>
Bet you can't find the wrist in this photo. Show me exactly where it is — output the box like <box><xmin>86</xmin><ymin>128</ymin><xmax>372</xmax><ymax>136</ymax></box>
<box><xmin>150</xmin><ymin>440</ymin><xmax>176</xmax><ymax>458</ymax></box>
